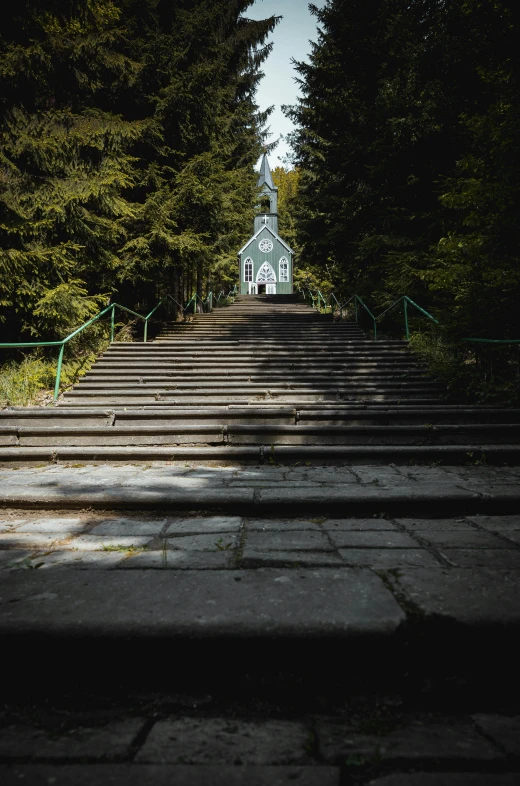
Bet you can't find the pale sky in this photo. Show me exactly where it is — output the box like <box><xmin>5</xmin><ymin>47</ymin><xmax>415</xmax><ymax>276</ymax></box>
<box><xmin>246</xmin><ymin>0</ymin><xmax>325</xmax><ymax>168</ymax></box>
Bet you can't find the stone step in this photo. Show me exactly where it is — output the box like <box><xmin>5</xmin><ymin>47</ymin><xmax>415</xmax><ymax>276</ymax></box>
<box><xmin>85</xmin><ymin>363</ymin><xmax>425</xmax><ymax>375</ymax></box>
<box><xmin>1</xmin><ymin>423</ymin><xmax>518</xmax><ymax>448</ymax></box>
<box><xmin>74</xmin><ymin>376</ymin><xmax>434</xmax><ymax>389</ymax></box>
<box><xmin>55</xmin><ymin>396</ymin><xmax>449</xmax><ymax>407</ymax></box>
<box><xmin>64</xmin><ymin>386</ymin><xmax>443</xmax><ymax>399</ymax></box>
<box><xmin>2</xmin><ymin>407</ymin><xmax>517</xmax><ymax>430</ymax></box>
<box><xmin>0</xmin><ymin>502</ymin><xmax>520</xmax><ymax>692</ymax></box>
<box><xmin>79</xmin><ymin>375</ymin><xmax>431</xmax><ymax>386</ymax></box>
<box><xmin>0</xmin><ymin>443</ymin><xmax>519</xmax><ymax>464</ymax></box>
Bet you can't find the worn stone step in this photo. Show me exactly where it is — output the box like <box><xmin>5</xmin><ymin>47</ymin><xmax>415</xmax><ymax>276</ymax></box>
<box><xmin>1</xmin><ymin>422</ymin><xmax>518</xmax><ymax>448</ymax></box>
<box><xmin>2</xmin><ymin>406</ymin><xmax>516</xmax><ymax>429</ymax></box>
<box><xmin>56</xmin><ymin>396</ymin><xmax>447</xmax><ymax>407</ymax></box>
<box><xmin>0</xmin><ymin>443</ymin><xmax>519</xmax><ymax>465</ymax></box>
<box><xmin>74</xmin><ymin>377</ymin><xmax>434</xmax><ymax>390</ymax></box>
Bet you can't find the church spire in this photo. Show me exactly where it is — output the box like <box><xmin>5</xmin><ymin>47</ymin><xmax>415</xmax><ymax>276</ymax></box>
<box><xmin>257</xmin><ymin>152</ymin><xmax>275</xmax><ymax>189</ymax></box>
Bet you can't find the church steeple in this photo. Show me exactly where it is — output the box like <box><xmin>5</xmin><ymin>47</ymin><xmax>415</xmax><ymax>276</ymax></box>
<box><xmin>237</xmin><ymin>151</ymin><xmax>294</xmax><ymax>296</ymax></box>
<box><xmin>254</xmin><ymin>152</ymin><xmax>278</xmax><ymax>234</ymax></box>
<box><xmin>257</xmin><ymin>152</ymin><xmax>275</xmax><ymax>190</ymax></box>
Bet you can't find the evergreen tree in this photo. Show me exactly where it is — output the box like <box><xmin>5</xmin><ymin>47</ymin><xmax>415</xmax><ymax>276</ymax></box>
<box><xmin>0</xmin><ymin>1</ymin><xmax>143</xmax><ymax>340</ymax></box>
<box><xmin>287</xmin><ymin>0</ymin><xmax>520</xmax><ymax>338</ymax></box>
<box><xmin>0</xmin><ymin>0</ymin><xmax>277</xmax><ymax>336</ymax></box>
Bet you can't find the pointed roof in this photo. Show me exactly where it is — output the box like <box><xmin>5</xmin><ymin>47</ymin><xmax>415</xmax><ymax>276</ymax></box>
<box><xmin>237</xmin><ymin>223</ymin><xmax>294</xmax><ymax>256</ymax></box>
<box><xmin>257</xmin><ymin>152</ymin><xmax>275</xmax><ymax>190</ymax></box>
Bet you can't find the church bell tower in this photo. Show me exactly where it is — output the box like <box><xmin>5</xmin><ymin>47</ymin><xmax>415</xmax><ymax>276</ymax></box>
<box><xmin>237</xmin><ymin>153</ymin><xmax>294</xmax><ymax>295</ymax></box>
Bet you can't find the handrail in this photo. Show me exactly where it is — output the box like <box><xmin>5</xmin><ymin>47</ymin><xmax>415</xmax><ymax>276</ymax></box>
<box><xmin>0</xmin><ymin>288</ymin><xmax>223</xmax><ymax>401</ymax></box>
<box><xmin>462</xmin><ymin>338</ymin><xmax>520</xmax><ymax>344</ymax></box>
<box><xmin>342</xmin><ymin>295</ymin><xmax>378</xmax><ymax>339</ymax></box>
<box><xmin>375</xmin><ymin>295</ymin><xmax>438</xmax><ymax>341</ymax></box>
<box><xmin>301</xmin><ymin>287</ymin><xmax>519</xmax><ymax>346</ymax></box>
<box><xmin>301</xmin><ymin>289</ymin><xmax>435</xmax><ymax>341</ymax></box>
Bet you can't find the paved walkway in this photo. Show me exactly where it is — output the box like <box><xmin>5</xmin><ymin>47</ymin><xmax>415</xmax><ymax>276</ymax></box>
<box><xmin>1</xmin><ymin>710</ymin><xmax>519</xmax><ymax>784</ymax></box>
<box><xmin>1</xmin><ymin>461</ymin><xmax>519</xmax><ymax>784</ymax></box>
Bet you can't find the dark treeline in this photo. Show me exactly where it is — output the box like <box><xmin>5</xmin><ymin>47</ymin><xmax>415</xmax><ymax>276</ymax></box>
<box><xmin>286</xmin><ymin>0</ymin><xmax>520</xmax><ymax>342</ymax></box>
<box><xmin>0</xmin><ymin>0</ymin><xmax>277</xmax><ymax>341</ymax></box>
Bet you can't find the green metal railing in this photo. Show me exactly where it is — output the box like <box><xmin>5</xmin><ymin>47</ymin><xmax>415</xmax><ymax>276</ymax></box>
<box><xmin>374</xmin><ymin>295</ymin><xmax>439</xmax><ymax>340</ymax></box>
<box><xmin>342</xmin><ymin>294</ymin><xmax>379</xmax><ymax>339</ymax></box>
<box><xmin>1</xmin><ymin>284</ymin><xmax>240</xmax><ymax>401</ymax></box>
<box><xmin>462</xmin><ymin>338</ymin><xmax>520</xmax><ymax>345</ymax></box>
<box><xmin>298</xmin><ymin>287</ymin><xmax>519</xmax><ymax>346</ymax></box>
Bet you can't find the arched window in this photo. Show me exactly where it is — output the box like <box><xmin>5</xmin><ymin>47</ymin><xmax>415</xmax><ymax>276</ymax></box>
<box><xmin>256</xmin><ymin>262</ymin><xmax>276</xmax><ymax>282</ymax></box>
<box><xmin>244</xmin><ymin>257</ymin><xmax>253</xmax><ymax>282</ymax></box>
<box><xmin>279</xmin><ymin>256</ymin><xmax>289</xmax><ymax>282</ymax></box>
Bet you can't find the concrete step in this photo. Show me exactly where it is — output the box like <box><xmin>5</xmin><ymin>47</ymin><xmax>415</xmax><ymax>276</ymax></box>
<box><xmin>78</xmin><ymin>375</ymin><xmax>432</xmax><ymax>386</ymax></box>
<box><xmin>55</xmin><ymin>396</ymin><xmax>451</xmax><ymax>407</ymax></box>
<box><xmin>1</xmin><ymin>443</ymin><xmax>519</xmax><ymax>464</ymax></box>
<box><xmin>84</xmin><ymin>364</ymin><xmax>427</xmax><ymax>376</ymax></box>
<box><xmin>1</xmin><ymin>423</ymin><xmax>518</xmax><ymax>448</ymax></box>
<box><xmin>2</xmin><ymin>406</ymin><xmax>517</xmax><ymax>428</ymax></box>
<box><xmin>73</xmin><ymin>377</ymin><xmax>435</xmax><ymax>390</ymax></box>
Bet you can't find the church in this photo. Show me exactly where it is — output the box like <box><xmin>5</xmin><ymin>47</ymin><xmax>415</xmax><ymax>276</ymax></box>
<box><xmin>237</xmin><ymin>153</ymin><xmax>294</xmax><ymax>295</ymax></box>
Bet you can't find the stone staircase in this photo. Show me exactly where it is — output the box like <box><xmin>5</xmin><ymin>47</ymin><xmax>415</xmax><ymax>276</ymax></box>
<box><xmin>1</xmin><ymin>294</ymin><xmax>519</xmax><ymax>464</ymax></box>
<box><xmin>2</xmin><ymin>295</ymin><xmax>520</xmax><ymax>783</ymax></box>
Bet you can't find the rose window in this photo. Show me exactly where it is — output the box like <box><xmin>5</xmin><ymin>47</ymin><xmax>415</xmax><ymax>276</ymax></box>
<box><xmin>258</xmin><ymin>239</ymin><xmax>273</xmax><ymax>253</ymax></box>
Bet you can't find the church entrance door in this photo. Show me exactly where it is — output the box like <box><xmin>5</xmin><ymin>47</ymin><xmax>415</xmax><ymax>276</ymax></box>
<box><xmin>255</xmin><ymin>262</ymin><xmax>276</xmax><ymax>297</ymax></box>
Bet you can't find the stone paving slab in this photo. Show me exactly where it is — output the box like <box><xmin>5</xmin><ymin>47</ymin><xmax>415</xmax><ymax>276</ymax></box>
<box><xmin>13</xmin><ymin>550</ymin><xmax>125</xmax><ymax>569</ymax></box>
<box><xmin>0</xmin><ymin>765</ymin><xmax>340</xmax><ymax>786</ymax></box>
<box><xmin>393</xmin><ymin>568</ymin><xmax>520</xmax><ymax>625</ymax></box>
<box><xmin>338</xmin><ymin>548</ymin><xmax>441</xmax><ymax>568</ymax></box>
<box><xmin>328</xmin><ymin>531</ymin><xmax>417</xmax><ymax>548</ymax></box>
<box><xmin>242</xmin><ymin>550</ymin><xmax>344</xmax><ymax>567</ymax></box>
<box><xmin>135</xmin><ymin>718</ymin><xmax>312</xmax><ymax>765</ymax></box>
<box><xmin>247</xmin><ymin>518</ymin><xmax>319</xmax><ymax>530</ymax></box>
<box><xmin>323</xmin><ymin>518</ymin><xmax>399</xmax><ymax>530</ymax></box>
<box><xmin>316</xmin><ymin>718</ymin><xmax>501</xmax><ymax>763</ymax></box>
<box><xmin>93</xmin><ymin>518</ymin><xmax>168</xmax><ymax>535</ymax></box>
<box><xmin>66</xmin><ymin>535</ymin><xmax>153</xmax><ymax>551</ymax></box>
<box><xmin>16</xmin><ymin>518</ymin><xmax>87</xmax><ymax>533</ymax></box>
<box><xmin>397</xmin><ymin>518</ymin><xmax>478</xmax><ymax>531</ymax></box>
<box><xmin>467</xmin><ymin>515</ymin><xmax>520</xmax><ymax>531</ymax></box>
<box><xmin>0</xmin><ymin>720</ymin><xmax>144</xmax><ymax>760</ymax></box>
<box><xmin>0</xmin><ymin>568</ymin><xmax>405</xmax><ymax>637</ymax></box>
<box><xmin>244</xmin><ymin>530</ymin><xmax>333</xmax><ymax>551</ymax></box>
<box><xmin>472</xmin><ymin>714</ymin><xmax>520</xmax><ymax>755</ymax></box>
<box><xmin>165</xmin><ymin>516</ymin><xmax>243</xmax><ymax>533</ymax></box>
<box><xmin>165</xmin><ymin>533</ymin><xmax>239</xmax><ymax>551</ymax></box>
<box><xmin>411</xmin><ymin>531</ymin><xmax>509</xmax><ymax>548</ymax></box>
<box><xmin>120</xmin><ymin>550</ymin><xmax>233</xmax><ymax>569</ymax></box>
<box><xmin>439</xmin><ymin>549</ymin><xmax>520</xmax><ymax>568</ymax></box>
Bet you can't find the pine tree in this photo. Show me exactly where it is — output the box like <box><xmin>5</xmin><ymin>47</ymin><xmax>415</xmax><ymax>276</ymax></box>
<box><xmin>286</xmin><ymin>0</ymin><xmax>520</xmax><ymax>340</ymax></box>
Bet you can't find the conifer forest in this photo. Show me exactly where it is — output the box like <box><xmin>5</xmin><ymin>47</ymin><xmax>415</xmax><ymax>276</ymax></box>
<box><xmin>1</xmin><ymin>0</ymin><xmax>519</xmax><ymax>403</ymax></box>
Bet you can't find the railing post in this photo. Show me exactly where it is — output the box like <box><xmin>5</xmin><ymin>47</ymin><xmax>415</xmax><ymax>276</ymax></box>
<box><xmin>110</xmin><ymin>304</ymin><xmax>115</xmax><ymax>343</ymax></box>
<box><xmin>354</xmin><ymin>298</ymin><xmax>358</xmax><ymax>323</ymax></box>
<box><xmin>373</xmin><ymin>318</ymin><xmax>377</xmax><ymax>341</ymax></box>
<box><xmin>144</xmin><ymin>318</ymin><xmax>148</xmax><ymax>343</ymax></box>
<box><xmin>53</xmin><ymin>343</ymin><xmax>65</xmax><ymax>401</ymax></box>
<box><xmin>404</xmin><ymin>298</ymin><xmax>409</xmax><ymax>340</ymax></box>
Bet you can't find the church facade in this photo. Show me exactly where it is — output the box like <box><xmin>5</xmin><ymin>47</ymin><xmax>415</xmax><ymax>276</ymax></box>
<box><xmin>238</xmin><ymin>154</ymin><xmax>294</xmax><ymax>295</ymax></box>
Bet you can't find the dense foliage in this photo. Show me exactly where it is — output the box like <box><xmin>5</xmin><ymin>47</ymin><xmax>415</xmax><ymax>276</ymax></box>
<box><xmin>286</xmin><ymin>0</ymin><xmax>520</xmax><ymax>343</ymax></box>
<box><xmin>0</xmin><ymin>0</ymin><xmax>277</xmax><ymax>343</ymax></box>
